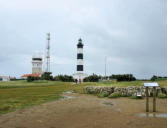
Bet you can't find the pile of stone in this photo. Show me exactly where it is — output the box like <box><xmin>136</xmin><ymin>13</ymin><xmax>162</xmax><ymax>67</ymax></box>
<box><xmin>84</xmin><ymin>86</ymin><xmax>167</xmax><ymax>97</ymax></box>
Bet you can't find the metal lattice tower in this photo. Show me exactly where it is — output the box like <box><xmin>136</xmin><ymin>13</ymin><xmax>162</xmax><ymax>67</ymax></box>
<box><xmin>46</xmin><ymin>33</ymin><xmax>50</xmax><ymax>72</ymax></box>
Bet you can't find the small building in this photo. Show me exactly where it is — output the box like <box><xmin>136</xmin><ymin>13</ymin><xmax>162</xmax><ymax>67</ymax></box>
<box><xmin>0</xmin><ymin>76</ymin><xmax>11</xmax><ymax>81</ymax></box>
<box><xmin>32</xmin><ymin>55</ymin><xmax>43</xmax><ymax>74</ymax></box>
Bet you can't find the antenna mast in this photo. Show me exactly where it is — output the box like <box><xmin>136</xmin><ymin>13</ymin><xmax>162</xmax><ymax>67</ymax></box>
<box><xmin>46</xmin><ymin>33</ymin><xmax>50</xmax><ymax>72</ymax></box>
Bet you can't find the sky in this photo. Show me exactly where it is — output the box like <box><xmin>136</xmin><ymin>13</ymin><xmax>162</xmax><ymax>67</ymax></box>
<box><xmin>0</xmin><ymin>0</ymin><xmax>167</xmax><ymax>79</ymax></box>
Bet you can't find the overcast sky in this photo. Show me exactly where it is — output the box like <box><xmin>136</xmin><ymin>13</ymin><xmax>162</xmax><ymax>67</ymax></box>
<box><xmin>0</xmin><ymin>0</ymin><xmax>167</xmax><ymax>79</ymax></box>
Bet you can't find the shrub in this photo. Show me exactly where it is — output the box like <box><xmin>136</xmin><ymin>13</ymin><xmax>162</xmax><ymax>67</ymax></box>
<box><xmin>41</xmin><ymin>72</ymin><xmax>53</xmax><ymax>80</ymax></box>
<box><xmin>108</xmin><ymin>92</ymin><xmax>121</xmax><ymax>98</ymax></box>
<box><xmin>27</xmin><ymin>76</ymin><xmax>40</xmax><ymax>82</ymax></box>
<box><xmin>130</xmin><ymin>96</ymin><xmax>143</xmax><ymax>99</ymax></box>
<box><xmin>97</xmin><ymin>92</ymin><xmax>109</xmax><ymax>98</ymax></box>
<box><xmin>54</xmin><ymin>75</ymin><xmax>74</xmax><ymax>82</ymax></box>
<box><xmin>83</xmin><ymin>74</ymin><xmax>101</xmax><ymax>82</ymax></box>
<box><xmin>151</xmin><ymin>75</ymin><xmax>158</xmax><ymax>81</ymax></box>
<box><xmin>157</xmin><ymin>93</ymin><xmax>167</xmax><ymax>98</ymax></box>
<box><xmin>109</xmin><ymin>74</ymin><xmax>136</xmax><ymax>82</ymax></box>
<box><xmin>27</xmin><ymin>76</ymin><xmax>34</xmax><ymax>82</ymax></box>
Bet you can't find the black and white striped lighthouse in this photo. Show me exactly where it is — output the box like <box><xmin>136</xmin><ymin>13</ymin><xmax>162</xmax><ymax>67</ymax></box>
<box><xmin>77</xmin><ymin>38</ymin><xmax>84</xmax><ymax>73</ymax></box>
<box><xmin>73</xmin><ymin>38</ymin><xmax>88</xmax><ymax>83</ymax></box>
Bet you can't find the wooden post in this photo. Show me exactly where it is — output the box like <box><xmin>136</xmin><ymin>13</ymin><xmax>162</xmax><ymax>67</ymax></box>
<box><xmin>153</xmin><ymin>87</ymin><xmax>156</xmax><ymax>112</ymax></box>
<box><xmin>146</xmin><ymin>87</ymin><xmax>149</xmax><ymax>112</ymax></box>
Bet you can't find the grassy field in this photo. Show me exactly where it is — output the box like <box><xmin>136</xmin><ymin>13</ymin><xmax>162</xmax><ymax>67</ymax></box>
<box><xmin>0</xmin><ymin>80</ymin><xmax>91</xmax><ymax>114</ymax></box>
<box><xmin>0</xmin><ymin>80</ymin><xmax>167</xmax><ymax>115</ymax></box>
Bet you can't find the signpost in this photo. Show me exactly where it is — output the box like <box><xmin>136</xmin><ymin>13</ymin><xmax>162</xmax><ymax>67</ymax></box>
<box><xmin>144</xmin><ymin>83</ymin><xmax>159</xmax><ymax>112</ymax></box>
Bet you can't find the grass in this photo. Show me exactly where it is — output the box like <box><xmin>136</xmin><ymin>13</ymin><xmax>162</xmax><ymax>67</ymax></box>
<box><xmin>157</xmin><ymin>93</ymin><xmax>167</xmax><ymax>98</ymax></box>
<box><xmin>129</xmin><ymin>96</ymin><xmax>143</xmax><ymax>99</ymax></box>
<box><xmin>108</xmin><ymin>92</ymin><xmax>121</xmax><ymax>98</ymax></box>
<box><xmin>0</xmin><ymin>79</ymin><xmax>167</xmax><ymax>115</ymax></box>
<box><xmin>0</xmin><ymin>80</ymin><xmax>88</xmax><ymax>114</ymax></box>
<box><xmin>97</xmin><ymin>92</ymin><xmax>109</xmax><ymax>98</ymax></box>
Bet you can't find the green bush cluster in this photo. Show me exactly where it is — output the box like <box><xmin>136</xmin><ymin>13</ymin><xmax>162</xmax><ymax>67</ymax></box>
<box><xmin>41</xmin><ymin>72</ymin><xmax>53</xmax><ymax>80</ymax></box>
<box><xmin>54</xmin><ymin>75</ymin><xmax>74</xmax><ymax>82</ymax></box>
<box><xmin>157</xmin><ymin>93</ymin><xmax>167</xmax><ymax>98</ymax></box>
<box><xmin>151</xmin><ymin>75</ymin><xmax>167</xmax><ymax>81</ymax></box>
<box><xmin>130</xmin><ymin>96</ymin><xmax>143</xmax><ymax>99</ymax></box>
<box><xmin>84</xmin><ymin>74</ymin><xmax>136</xmax><ymax>82</ymax></box>
<box><xmin>97</xmin><ymin>92</ymin><xmax>109</xmax><ymax>98</ymax></box>
<box><xmin>108</xmin><ymin>92</ymin><xmax>121</xmax><ymax>98</ymax></box>
<box><xmin>84</xmin><ymin>74</ymin><xmax>101</xmax><ymax>82</ymax></box>
<box><xmin>27</xmin><ymin>73</ymin><xmax>74</xmax><ymax>82</ymax></box>
<box><xmin>27</xmin><ymin>76</ymin><xmax>40</xmax><ymax>82</ymax></box>
<box><xmin>109</xmin><ymin>74</ymin><xmax>136</xmax><ymax>81</ymax></box>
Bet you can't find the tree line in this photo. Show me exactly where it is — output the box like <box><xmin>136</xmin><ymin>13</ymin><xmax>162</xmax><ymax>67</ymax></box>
<box><xmin>27</xmin><ymin>73</ymin><xmax>137</xmax><ymax>82</ymax></box>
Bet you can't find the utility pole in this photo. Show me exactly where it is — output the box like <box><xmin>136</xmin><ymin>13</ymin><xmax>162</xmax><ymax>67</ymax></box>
<box><xmin>105</xmin><ymin>56</ymin><xmax>107</xmax><ymax>79</ymax></box>
<box><xmin>46</xmin><ymin>33</ymin><xmax>50</xmax><ymax>73</ymax></box>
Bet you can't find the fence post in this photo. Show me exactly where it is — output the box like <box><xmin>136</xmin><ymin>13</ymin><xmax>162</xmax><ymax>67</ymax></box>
<box><xmin>153</xmin><ymin>87</ymin><xmax>156</xmax><ymax>112</ymax></box>
<box><xmin>146</xmin><ymin>87</ymin><xmax>149</xmax><ymax>112</ymax></box>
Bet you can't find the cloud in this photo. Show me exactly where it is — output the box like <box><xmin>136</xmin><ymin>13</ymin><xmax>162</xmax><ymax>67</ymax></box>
<box><xmin>0</xmin><ymin>0</ymin><xmax>167</xmax><ymax>79</ymax></box>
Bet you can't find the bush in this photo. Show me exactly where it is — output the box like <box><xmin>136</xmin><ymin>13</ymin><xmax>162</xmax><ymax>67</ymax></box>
<box><xmin>27</xmin><ymin>76</ymin><xmax>40</xmax><ymax>82</ymax></box>
<box><xmin>83</xmin><ymin>74</ymin><xmax>101</xmax><ymax>82</ymax></box>
<box><xmin>108</xmin><ymin>92</ymin><xmax>121</xmax><ymax>98</ymax></box>
<box><xmin>97</xmin><ymin>92</ymin><xmax>109</xmax><ymax>98</ymax></box>
<box><xmin>151</xmin><ymin>75</ymin><xmax>158</xmax><ymax>81</ymax></box>
<box><xmin>109</xmin><ymin>74</ymin><xmax>136</xmax><ymax>82</ymax></box>
<box><xmin>54</xmin><ymin>75</ymin><xmax>74</xmax><ymax>82</ymax></box>
<box><xmin>41</xmin><ymin>72</ymin><xmax>53</xmax><ymax>80</ymax></box>
<box><xmin>130</xmin><ymin>96</ymin><xmax>143</xmax><ymax>99</ymax></box>
<box><xmin>157</xmin><ymin>93</ymin><xmax>167</xmax><ymax>98</ymax></box>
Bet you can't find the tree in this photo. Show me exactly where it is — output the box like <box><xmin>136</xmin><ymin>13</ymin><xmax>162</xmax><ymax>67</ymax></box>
<box><xmin>151</xmin><ymin>75</ymin><xmax>158</xmax><ymax>81</ymax></box>
<box><xmin>109</xmin><ymin>74</ymin><xmax>136</xmax><ymax>81</ymax></box>
<box><xmin>54</xmin><ymin>75</ymin><xmax>74</xmax><ymax>82</ymax></box>
<box><xmin>41</xmin><ymin>72</ymin><xmax>53</xmax><ymax>80</ymax></box>
<box><xmin>83</xmin><ymin>74</ymin><xmax>101</xmax><ymax>82</ymax></box>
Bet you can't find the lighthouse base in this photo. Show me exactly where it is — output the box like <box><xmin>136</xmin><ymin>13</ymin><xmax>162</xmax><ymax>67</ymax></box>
<box><xmin>72</xmin><ymin>73</ymin><xmax>88</xmax><ymax>83</ymax></box>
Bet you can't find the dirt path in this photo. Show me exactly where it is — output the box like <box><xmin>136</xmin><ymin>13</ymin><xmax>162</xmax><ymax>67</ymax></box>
<box><xmin>0</xmin><ymin>92</ymin><xmax>167</xmax><ymax>128</ymax></box>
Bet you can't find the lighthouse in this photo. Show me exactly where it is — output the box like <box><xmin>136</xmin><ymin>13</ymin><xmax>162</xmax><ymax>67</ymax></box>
<box><xmin>77</xmin><ymin>38</ymin><xmax>84</xmax><ymax>73</ymax></box>
<box><xmin>73</xmin><ymin>38</ymin><xmax>88</xmax><ymax>83</ymax></box>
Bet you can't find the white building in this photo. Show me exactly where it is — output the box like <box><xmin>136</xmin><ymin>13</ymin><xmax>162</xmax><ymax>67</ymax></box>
<box><xmin>32</xmin><ymin>55</ymin><xmax>43</xmax><ymax>74</ymax></box>
<box><xmin>0</xmin><ymin>76</ymin><xmax>10</xmax><ymax>81</ymax></box>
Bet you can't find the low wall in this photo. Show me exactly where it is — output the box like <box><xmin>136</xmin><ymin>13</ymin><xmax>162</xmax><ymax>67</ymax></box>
<box><xmin>84</xmin><ymin>86</ymin><xmax>167</xmax><ymax>96</ymax></box>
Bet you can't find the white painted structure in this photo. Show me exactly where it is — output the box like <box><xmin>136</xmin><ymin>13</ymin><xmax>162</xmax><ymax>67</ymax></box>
<box><xmin>73</xmin><ymin>38</ymin><xmax>88</xmax><ymax>82</ymax></box>
<box><xmin>0</xmin><ymin>76</ymin><xmax>10</xmax><ymax>81</ymax></box>
<box><xmin>32</xmin><ymin>55</ymin><xmax>43</xmax><ymax>74</ymax></box>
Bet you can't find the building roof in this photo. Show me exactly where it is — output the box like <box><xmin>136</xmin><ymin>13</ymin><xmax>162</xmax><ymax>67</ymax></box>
<box><xmin>22</xmin><ymin>73</ymin><xmax>41</xmax><ymax>77</ymax></box>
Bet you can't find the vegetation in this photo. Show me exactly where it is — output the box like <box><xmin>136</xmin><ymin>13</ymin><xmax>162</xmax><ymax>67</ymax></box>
<box><xmin>109</xmin><ymin>74</ymin><xmax>136</xmax><ymax>81</ymax></box>
<box><xmin>129</xmin><ymin>96</ymin><xmax>143</xmax><ymax>99</ymax></box>
<box><xmin>157</xmin><ymin>93</ymin><xmax>167</xmax><ymax>98</ymax></box>
<box><xmin>108</xmin><ymin>92</ymin><xmax>121</xmax><ymax>98</ymax></box>
<box><xmin>0</xmin><ymin>81</ymin><xmax>85</xmax><ymax>114</ymax></box>
<box><xmin>84</xmin><ymin>74</ymin><xmax>101</xmax><ymax>82</ymax></box>
<box><xmin>41</xmin><ymin>72</ymin><xmax>53</xmax><ymax>80</ymax></box>
<box><xmin>27</xmin><ymin>76</ymin><xmax>40</xmax><ymax>82</ymax></box>
<box><xmin>54</xmin><ymin>75</ymin><xmax>74</xmax><ymax>82</ymax></box>
<box><xmin>97</xmin><ymin>92</ymin><xmax>109</xmax><ymax>98</ymax></box>
<box><xmin>1</xmin><ymin>79</ymin><xmax>167</xmax><ymax>115</ymax></box>
<box><xmin>83</xmin><ymin>74</ymin><xmax>136</xmax><ymax>82</ymax></box>
<box><xmin>151</xmin><ymin>75</ymin><xmax>167</xmax><ymax>81</ymax></box>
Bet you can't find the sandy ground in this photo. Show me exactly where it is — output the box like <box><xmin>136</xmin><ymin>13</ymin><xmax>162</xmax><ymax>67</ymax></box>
<box><xmin>0</xmin><ymin>92</ymin><xmax>167</xmax><ymax>128</ymax></box>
